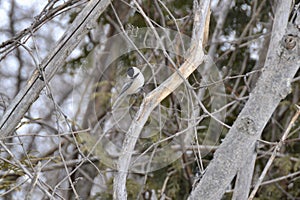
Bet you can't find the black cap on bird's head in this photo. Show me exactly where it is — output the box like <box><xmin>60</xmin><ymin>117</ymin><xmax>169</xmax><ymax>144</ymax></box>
<box><xmin>127</xmin><ymin>67</ymin><xmax>135</xmax><ymax>78</ymax></box>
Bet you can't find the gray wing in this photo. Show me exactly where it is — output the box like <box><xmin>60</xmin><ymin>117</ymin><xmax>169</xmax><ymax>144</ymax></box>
<box><xmin>119</xmin><ymin>80</ymin><xmax>133</xmax><ymax>96</ymax></box>
<box><xmin>118</xmin><ymin>73</ymin><xmax>139</xmax><ymax>96</ymax></box>
<box><xmin>113</xmin><ymin>73</ymin><xmax>139</xmax><ymax>110</ymax></box>
<box><xmin>112</xmin><ymin>80</ymin><xmax>133</xmax><ymax>110</ymax></box>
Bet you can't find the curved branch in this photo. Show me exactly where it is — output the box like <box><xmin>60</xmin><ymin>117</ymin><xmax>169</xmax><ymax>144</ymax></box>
<box><xmin>113</xmin><ymin>0</ymin><xmax>211</xmax><ymax>199</ymax></box>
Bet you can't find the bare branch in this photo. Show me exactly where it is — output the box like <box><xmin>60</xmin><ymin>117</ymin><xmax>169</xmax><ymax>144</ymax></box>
<box><xmin>248</xmin><ymin>105</ymin><xmax>300</xmax><ymax>200</ymax></box>
<box><xmin>0</xmin><ymin>0</ymin><xmax>112</xmax><ymax>137</ymax></box>
<box><xmin>188</xmin><ymin>0</ymin><xmax>297</xmax><ymax>199</ymax></box>
<box><xmin>113</xmin><ymin>0</ymin><xmax>210</xmax><ymax>199</ymax></box>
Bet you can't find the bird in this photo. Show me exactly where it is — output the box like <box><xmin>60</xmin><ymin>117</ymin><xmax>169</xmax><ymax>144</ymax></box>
<box><xmin>112</xmin><ymin>67</ymin><xmax>145</xmax><ymax>110</ymax></box>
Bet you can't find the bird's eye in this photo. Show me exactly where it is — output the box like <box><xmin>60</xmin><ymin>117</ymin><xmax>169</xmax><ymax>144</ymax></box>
<box><xmin>127</xmin><ymin>67</ymin><xmax>134</xmax><ymax>77</ymax></box>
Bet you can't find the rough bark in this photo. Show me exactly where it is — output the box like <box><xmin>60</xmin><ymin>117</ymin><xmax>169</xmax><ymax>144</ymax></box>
<box><xmin>233</xmin><ymin>3</ymin><xmax>280</xmax><ymax>199</ymax></box>
<box><xmin>232</xmin><ymin>150</ymin><xmax>256</xmax><ymax>200</ymax></box>
<box><xmin>188</xmin><ymin>0</ymin><xmax>298</xmax><ymax>199</ymax></box>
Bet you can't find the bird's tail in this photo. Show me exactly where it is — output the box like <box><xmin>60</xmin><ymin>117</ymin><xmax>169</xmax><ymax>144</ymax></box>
<box><xmin>111</xmin><ymin>94</ymin><xmax>126</xmax><ymax>111</ymax></box>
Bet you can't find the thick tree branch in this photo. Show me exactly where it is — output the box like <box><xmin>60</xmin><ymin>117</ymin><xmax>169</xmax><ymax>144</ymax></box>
<box><xmin>113</xmin><ymin>0</ymin><xmax>210</xmax><ymax>199</ymax></box>
<box><xmin>233</xmin><ymin>2</ymin><xmax>287</xmax><ymax>199</ymax></box>
<box><xmin>0</xmin><ymin>0</ymin><xmax>112</xmax><ymax>137</ymax></box>
<box><xmin>188</xmin><ymin>0</ymin><xmax>298</xmax><ymax>199</ymax></box>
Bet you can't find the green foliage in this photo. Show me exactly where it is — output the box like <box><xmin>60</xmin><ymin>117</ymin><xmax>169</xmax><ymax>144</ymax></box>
<box><xmin>0</xmin><ymin>159</ymin><xmax>24</xmax><ymax>190</ymax></box>
<box><xmin>289</xmin><ymin>178</ymin><xmax>300</xmax><ymax>197</ymax></box>
<box><xmin>0</xmin><ymin>155</ymin><xmax>43</xmax><ymax>191</ymax></box>
<box><xmin>274</xmin><ymin>156</ymin><xmax>293</xmax><ymax>176</ymax></box>
<box><xmin>143</xmin><ymin>161</ymin><xmax>191</xmax><ymax>199</ymax></box>
<box><xmin>293</xmin><ymin>160</ymin><xmax>300</xmax><ymax>171</ymax></box>
<box><xmin>94</xmin><ymin>177</ymin><xmax>141</xmax><ymax>200</ymax></box>
<box><xmin>257</xmin><ymin>184</ymin><xmax>284</xmax><ymax>200</ymax></box>
<box><xmin>128</xmin><ymin>13</ymin><xmax>147</xmax><ymax>27</ymax></box>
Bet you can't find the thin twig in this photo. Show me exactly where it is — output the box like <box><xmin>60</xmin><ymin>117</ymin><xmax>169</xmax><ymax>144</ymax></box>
<box><xmin>248</xmin><ymin>105</ymin><xmax>300</xmax><ymax>200</ymax></box>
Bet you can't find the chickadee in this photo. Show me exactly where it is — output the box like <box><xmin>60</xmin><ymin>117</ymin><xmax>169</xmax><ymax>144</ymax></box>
<box><xmin>112</xmin><ymin>67</ymin><xmax>144</xmax><ymax>110</ymax></box>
